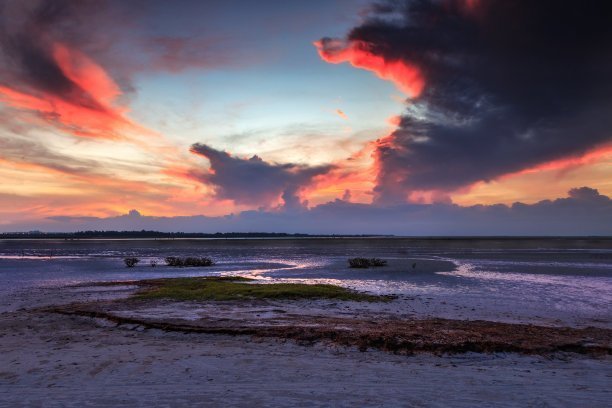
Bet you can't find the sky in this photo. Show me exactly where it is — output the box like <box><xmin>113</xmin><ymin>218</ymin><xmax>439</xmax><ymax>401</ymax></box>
<box><xmin>0</xmin><ymin>0</ymin><xmax>611</xmax><ymax>234</ymax></box>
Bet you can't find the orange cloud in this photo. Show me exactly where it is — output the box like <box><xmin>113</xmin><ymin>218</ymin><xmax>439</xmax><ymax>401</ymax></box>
<box><xmin>0</xmin><ymin>151</ymin><xmax>211</xmax><ymax>220</ymax></box>
<box><xmin>386</xmin><ymin>115</ymin><xmax>401</xmax><ymax>127</ymax></box>
<box><xmin>451</xmin><ymin>145</ymin><xmax>612</xmax><ymax>206</ymax></box>
<box><xmin>335</xmin><ymin>109</ymin><xmax>348</xmax><ymax>120</ymax></box>
<box><xmin>0</xmin><ymin>43</ymin><xmax>144</xmax><ymax>140</ymax></box>
<box><xmin>314</xmin><ymin>39</ymin><xmax>425</xmax><ymax>98</ymax></box>
<box><xmin>508</xmin><ymin>145</ymin><xmax>612</xmax><ymax>177</ymax></box>
<box><xmin>300</xmin><ymin>140</ymin><xmax>378</xmax><ymax>206</ymax></box>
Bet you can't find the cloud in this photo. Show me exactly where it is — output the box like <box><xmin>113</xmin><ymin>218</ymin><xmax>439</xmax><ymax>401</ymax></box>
<box><xmin>190</xmin><ymin>143</ymin><xmax>333</xmax><ymax>209</ymax></box>
<box><xmin>335</xmin><ymin>109</ymin><xmax>348</xmax><ymax>120</ymax></box>
<box><xmin>0</xmin><ymin>135</ymin><xmax>102</xmax><ymax>176</ymax></box>
<box><xmin>0</xmin><ymin>0</ymin><xmax>247</xmax><ymax>140</ymax></box>
<box><xmin>0</xmin><ymin>0</ymin><xmax>142</xmax><ymax>139</ymax></box>
<box><xmin>7</xmin><ymin>187</ymin><xmax>611</xmax><ymax>236</ymax></box>
<box><xmin>314</xmin><ymin>38</ymin><xmax>424</xmax><ymax>98</ymax></box>
<box><xmin>316</xmin><ymin>0</ymin><xmax>612</xmax><ymax>203</ymax></box>
<box><xmin>0</xmin><ymin>131</ymin><xmax>202</xmax><ymax>221</ymax></box>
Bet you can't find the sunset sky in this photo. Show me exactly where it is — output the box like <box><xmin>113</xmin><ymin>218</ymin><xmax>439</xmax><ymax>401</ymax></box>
<box><xmin>1</xmin><ymin>0</ymin><xmax>611</xmax><ymax>234</ymax></box>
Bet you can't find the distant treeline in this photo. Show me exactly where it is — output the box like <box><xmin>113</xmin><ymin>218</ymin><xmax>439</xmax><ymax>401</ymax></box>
<box><xmin>0</xmin><ymin>230</ymin><xmax>392</xmax><ymax>239</ymax></box>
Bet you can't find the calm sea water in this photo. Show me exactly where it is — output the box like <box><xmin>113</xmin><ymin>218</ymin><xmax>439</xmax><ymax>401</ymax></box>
<box><xmin>1</xmin><ymin>238</ymin><xmax>611</xmax><ymax>325</ymax></box>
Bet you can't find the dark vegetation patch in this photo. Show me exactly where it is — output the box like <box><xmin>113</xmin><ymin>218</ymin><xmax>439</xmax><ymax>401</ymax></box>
<box><xmin>348</xmin><ymin>258</ymin><xmax>388</xmax><ymax>268</ymax></box>
<box><xmin>164</xmin><ymin>257</ymin><xmax>215</xmax><ymax>267</ymax></box>
<box><xmin>123</xmin><ymin>257</ymin><xmax>140</xmax><ymax>268</ymax></box>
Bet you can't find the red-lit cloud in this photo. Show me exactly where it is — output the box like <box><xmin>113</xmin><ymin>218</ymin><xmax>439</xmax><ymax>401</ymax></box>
<box><xmin>0</xmin><ymin>42</ymin><xmax>143</xmax><ymax>140</ymax></box>
<box><xmin>508</xmin><ymin>145</ymin><xmax>612</xmax><ymax>177</ymax></box>
<box><xmin>314</xmin><ymin>38</ymin><xmax>424</xmax><ymax>98</ymax></box>
<box><xmin>386</xmin><ymin>115</ymin><xmax>401</xmax><ymax>127</ymax></box>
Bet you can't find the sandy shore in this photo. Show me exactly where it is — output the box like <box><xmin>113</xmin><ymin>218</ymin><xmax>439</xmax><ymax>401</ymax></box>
<box><xmin>1</xmin><ymin>309</ymin><xmax>611</xmax><ymax>407</ymax></box>
<box><xmin>1</xmin><ymin>283</ymin><xmax>611</xmax><ymax>407</ymax></box>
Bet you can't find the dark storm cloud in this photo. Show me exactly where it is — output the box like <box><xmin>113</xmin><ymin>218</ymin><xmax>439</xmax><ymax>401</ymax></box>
<box><xmin>190</xmin><ymin>143</ymin><xmax>333</xmax><ymax>209</ymax></box>
<box><xmin>11</xmin><ymin>187</ymin><xmax>612</xmax><ymax>236</ymax></box>
<box><xmin>320</xmin><ymin>0</ymin><xmax>612</xmax><ymax>203</ymax></box>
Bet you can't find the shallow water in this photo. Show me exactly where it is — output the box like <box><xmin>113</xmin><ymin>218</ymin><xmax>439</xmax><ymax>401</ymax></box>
<box><xmin>1</xmin><ymin>238</ymin><xmax>610</xmax><ymax>326</ymax></box>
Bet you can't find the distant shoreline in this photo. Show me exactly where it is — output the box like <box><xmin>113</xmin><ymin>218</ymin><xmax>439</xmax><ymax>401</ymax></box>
<box><xmin>0</xmin><ymin>232</ymin><xmax>393</xmax><ymax>240</ymax></box>
<box><xmin>1</xmin><ymin>231</ymin><xmax>611</xmax><ymax>241</ymax></box>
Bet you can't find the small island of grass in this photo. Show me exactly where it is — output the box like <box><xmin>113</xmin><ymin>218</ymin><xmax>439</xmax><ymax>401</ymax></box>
<box><xmin>134</xmin><ymin>276</ymin><xmax>388</xmax><ymax>302</ymax></box>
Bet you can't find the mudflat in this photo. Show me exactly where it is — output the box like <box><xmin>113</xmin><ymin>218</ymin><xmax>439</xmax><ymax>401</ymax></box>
<box><xmin>1</xmin><ymin>280</ymin><xmax>610</xmax><ymax>407</ymax></box>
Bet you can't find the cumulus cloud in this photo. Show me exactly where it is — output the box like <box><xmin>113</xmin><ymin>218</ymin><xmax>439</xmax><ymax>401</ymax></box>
<box><xmin>317</xmin><ymin>0</ymin><xmax>612</xmax><ymax>203</ymax></box>
<box><xmin>8</xmin><ymin>187</ymin><xmax>611</xmax><ymax>236</ymax></box>
<box><xmin>190</xmin><ymin>143</ymin><xmax>333</xmax><ymax>209</ymax></box>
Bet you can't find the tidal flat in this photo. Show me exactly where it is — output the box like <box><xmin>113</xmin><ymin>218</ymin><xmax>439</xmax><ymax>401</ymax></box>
<box><xmin>1</xmin><ymin>238</ymin><xmax>611</xmax><ymax>406</ymax></box>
